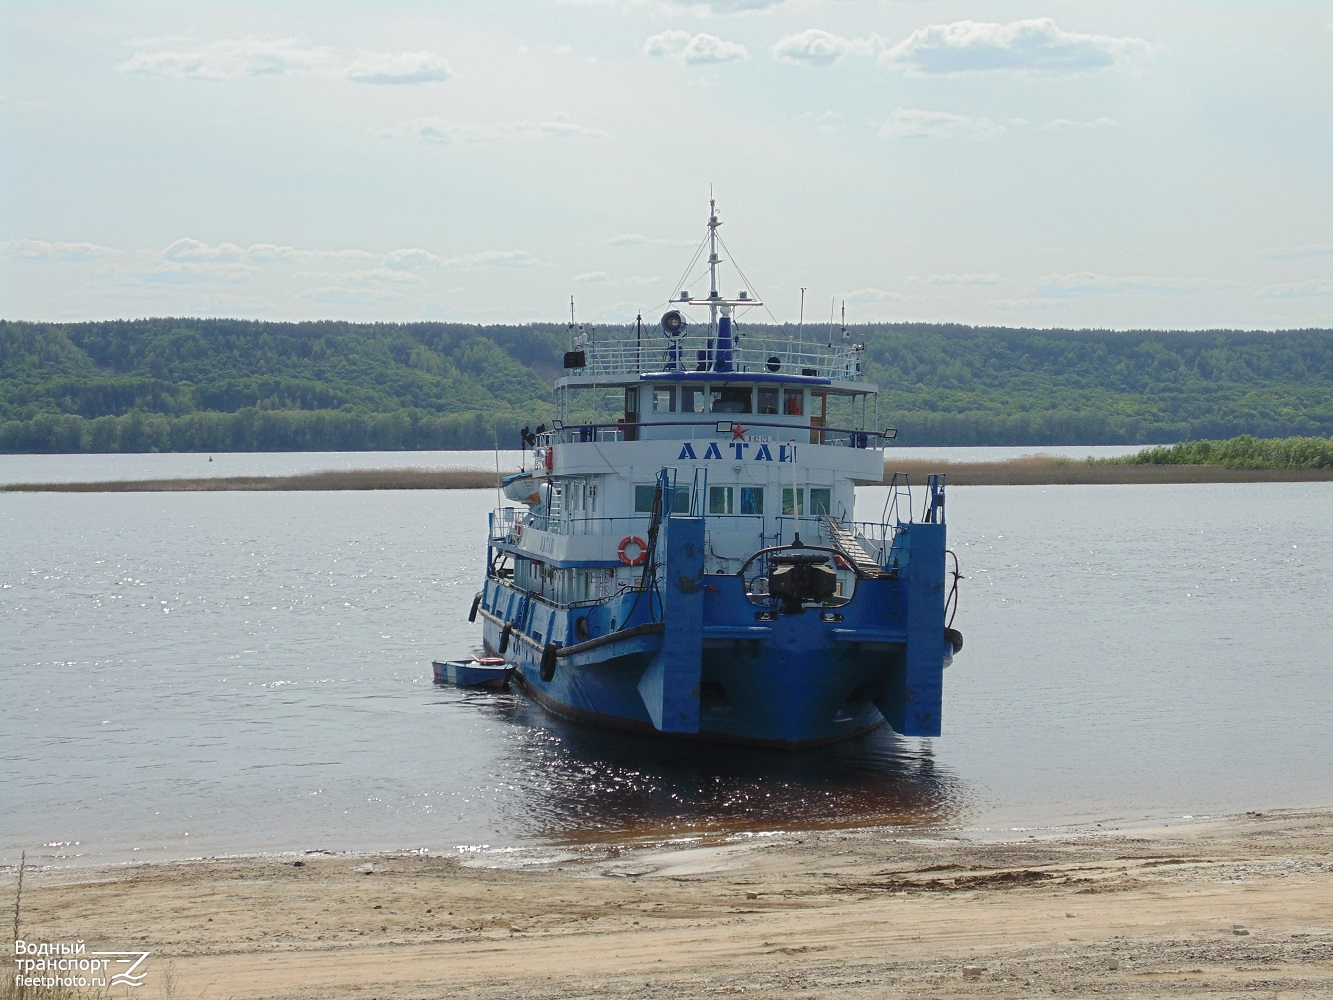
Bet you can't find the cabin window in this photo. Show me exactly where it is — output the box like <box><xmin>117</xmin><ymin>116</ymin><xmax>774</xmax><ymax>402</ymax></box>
<box><xmin>712</xmin><ymin>386</ymin><xmax>751</xmax><ymax>413</ymax></box>
<box><xmin>757</xmin><ymin>387</ymin><xmax>779</xmax><ymax>415</ymax></box>
<box><xmin>740</xmin><ymin>487</ymin><xmax>764</xmax><ymax>515</ymax></box>
<box><xmin>653</xmin><ymin>386</ymin><xmax>676</xmax><ymax>413</ymax></box>
<box><xmin>783</xmin><ymin>389</ymin><xmax>804</xmax><ymax>415</ymax></box>
<box><xmin>635</xmin><ymin>484</ymin><xmax>691</xmax><ymax>513</ymax></box>
<box><xmin>809</xmin><ymin>488</ymin><xmax>831</xmax><ymax>516</ymax></box>
<box><xmin>709</xmin><ymin>485</ymin><xmax>734</xmax><ymax>514</ymax></box>
<box><xmin>781</xmin><ymin>487</ymin><xmax>804</xmax><ymax>516</ymax></box>
<box><xmin>681</xmin><ymin>386</ymin><xmax>707</xmax><ymax>413</ymax></box>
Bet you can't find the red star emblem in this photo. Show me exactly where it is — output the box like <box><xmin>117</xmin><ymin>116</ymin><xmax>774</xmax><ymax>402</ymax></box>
<box><xmin>731</xmin><ymin>423</ymin><xmax>748</xmax><ymax>440</ymax></box>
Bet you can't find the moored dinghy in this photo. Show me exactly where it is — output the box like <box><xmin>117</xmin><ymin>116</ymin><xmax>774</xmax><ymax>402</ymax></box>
<box><xmin>432</xmin><ymin>657</ymin><xmax>512</xmax><ymax>689</ymax></box>
<box><xmin>469</xmin><ymin>197</ymin><xmax>963</xmax><ymax>747</ymax></box>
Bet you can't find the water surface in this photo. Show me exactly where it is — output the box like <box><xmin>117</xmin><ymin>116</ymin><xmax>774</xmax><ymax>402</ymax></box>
<box><xmin>2</xmin><ymin>473</ymin><xmax>1329</xmax><ymax>865</ymax></box>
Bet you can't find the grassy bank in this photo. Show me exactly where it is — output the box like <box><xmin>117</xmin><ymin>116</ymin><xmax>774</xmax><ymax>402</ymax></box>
<box><xmin>1096</xmin><ymin>434</ymin><xmax>1333</xmax><ymax>470</ymax></box>
<box><xmin>6</xmin><ymin>456</ymin><xmax>1333</xmax><ymax>492</ymax></box>
<box><xmin>1</xmin><ymin>468</ymin><xmax>499</xmax><ymax>493</ymax></box>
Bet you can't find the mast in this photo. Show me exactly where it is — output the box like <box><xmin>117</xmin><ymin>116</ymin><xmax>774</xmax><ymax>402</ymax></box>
<box><xmin>707</xmin><ymin>194</ymin><xmax>721</xmax><ymax>332</ymax></box>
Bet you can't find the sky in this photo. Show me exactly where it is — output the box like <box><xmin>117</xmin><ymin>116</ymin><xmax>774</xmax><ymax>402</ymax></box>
<box><xmin>2</xmin><ymin>0</ymin><xmax>1331</xmax><ymax>330</ymax></box>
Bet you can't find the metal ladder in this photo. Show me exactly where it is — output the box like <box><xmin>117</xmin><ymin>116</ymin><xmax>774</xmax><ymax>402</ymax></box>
<box><xmin>820</xmin><ymin>516</ymin><xmax>884</xmax><ymax>576</ymax></box>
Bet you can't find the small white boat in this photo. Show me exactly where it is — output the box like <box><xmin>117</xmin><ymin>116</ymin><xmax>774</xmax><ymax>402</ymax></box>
<box><xmin>432</xmin><ymin>657</ymin><xmax>511</xmax><ymax>689</ymax></box>
<box><xmin>501</xmin><ymin>472</ymin><xmax>541</xmax><ymax>506</ymax></box>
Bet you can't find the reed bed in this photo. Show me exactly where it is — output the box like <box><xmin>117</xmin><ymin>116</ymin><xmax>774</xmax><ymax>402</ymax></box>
<box><xmin>6</xmin><ymin>457</ymin><xmax>1332</xmax><ymax>493</ymax></box>
<box><xmin>884</xmin><ymin>455</ymin><xmax>1333</xmax><ymax>486</ymax></box>
<box><xmin>2</xmin><ymin>468</ymin><xmax>499</xmax><ymax>493</ymax></box>
<box><xmin>1098</xmin><ymin>434</ymin><xmax>1333</xmax><ymax>470</ymax></box>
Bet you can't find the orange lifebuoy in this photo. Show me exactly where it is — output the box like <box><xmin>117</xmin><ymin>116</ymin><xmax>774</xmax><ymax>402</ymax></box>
<box><xmin>618</xmin><ymin>535</ymin><xmax>648</xmax><ymax>566</ymax></box>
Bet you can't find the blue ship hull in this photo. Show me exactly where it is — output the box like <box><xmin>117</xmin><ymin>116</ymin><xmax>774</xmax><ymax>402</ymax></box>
<box><xmin>476</xmin><ymin>516</ymin><xmax>949</xmax><ymax>748</ymax></box>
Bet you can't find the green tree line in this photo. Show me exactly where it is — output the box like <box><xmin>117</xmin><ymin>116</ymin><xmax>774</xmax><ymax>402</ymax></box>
<box><xmin>2</xmin><ymin>318</ymin><xmax>1330</xmax><ymax>452</ymax></box>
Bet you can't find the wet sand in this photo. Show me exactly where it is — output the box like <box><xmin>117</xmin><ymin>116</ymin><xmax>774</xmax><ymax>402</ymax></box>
<box><xmin>12</xmin><ymin>809</ymin><xmax>1332</xmax><ymax>998</ymax></box>
<box><xmin>4</xmin><ymin>459</ymin><xmax>1332</xmax><ymax>492</ymax></box>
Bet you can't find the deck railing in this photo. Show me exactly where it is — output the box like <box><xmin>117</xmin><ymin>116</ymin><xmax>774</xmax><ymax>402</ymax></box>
<box><xmin>572</xmin><ymin>331</ymin><xmax>864</xmax><ymax>383</ymax></box>
<box><xmin>541</xmin><ymin>419</ymin><xmax>890</xmax><ymax>451</ymax></box>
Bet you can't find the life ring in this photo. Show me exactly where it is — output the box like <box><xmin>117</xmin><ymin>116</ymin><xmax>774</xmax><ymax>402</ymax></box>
<box><xmin>618</xmin><ymin>536</ymin><xmax>648</xmax><ymax>566</ymax></box>
<box><xmin>544</xmin><ymin>447</ymin><xmax>553</xmax><ymax>472</ymax></box>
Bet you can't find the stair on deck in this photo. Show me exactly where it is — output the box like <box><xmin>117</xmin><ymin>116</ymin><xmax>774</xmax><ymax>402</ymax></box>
<box><xmin>821</xmin><ymin>515</ymin><xmax>885</xmax><ymax>576</ymax></box>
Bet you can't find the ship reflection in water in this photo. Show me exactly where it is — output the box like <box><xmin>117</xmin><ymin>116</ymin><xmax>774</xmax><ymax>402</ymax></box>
<box><xmin>463</xmin><ymin>688</ymin><xmax>974</xmax><ymax>843</ymax></box>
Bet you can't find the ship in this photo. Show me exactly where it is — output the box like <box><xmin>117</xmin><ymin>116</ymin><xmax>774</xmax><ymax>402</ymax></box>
<box><xmin>469</xmin><ymin>199</ymin><xmax>962</xmax><ymax>747</ymax></box>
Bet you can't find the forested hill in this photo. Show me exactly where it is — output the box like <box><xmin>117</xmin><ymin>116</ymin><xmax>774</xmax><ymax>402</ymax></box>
<box><xmin>2</xmin><ymin>318</ymin><xmax>1330</xmax><ymax>452</ymax></box>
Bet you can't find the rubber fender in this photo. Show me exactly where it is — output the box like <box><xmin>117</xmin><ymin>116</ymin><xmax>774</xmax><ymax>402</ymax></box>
<box><xmin>540</xmin><ymin>642</ymin><xmax>558</xmax><ymax>682</ymax></box>
<box><xmin>467</xmin><ymin>592</ymin><xmax>482</xmax><ymax>623</ymax></box>
<box><xmin>498</xmin><ymin>622</ymin><xmax>513</xmax><ymax>654</ymax></box>
<box><xmin>945</xmin><ymin>627</ymin><xmax>964</xmax><ymax>655</ymax></box>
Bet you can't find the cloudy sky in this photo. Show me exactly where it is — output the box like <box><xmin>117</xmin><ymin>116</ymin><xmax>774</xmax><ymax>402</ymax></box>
<box><xmin>2</xmin><ymin>1</ymin><xmax>1330</xmax><ymax>329</ymax></box>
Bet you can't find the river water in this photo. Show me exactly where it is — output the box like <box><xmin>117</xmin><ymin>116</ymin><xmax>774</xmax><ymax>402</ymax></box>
<box><xmin>2</xmin><ymin>452</ymin><xmax>1330</xmax><ymax>866</ymax></box>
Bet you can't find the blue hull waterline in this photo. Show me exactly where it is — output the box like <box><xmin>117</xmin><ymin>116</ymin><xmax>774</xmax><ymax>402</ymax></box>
<box><xmin>470</xmin><ymin>199</ymin><xmax>962</xmax><ymax>748</ymax></box>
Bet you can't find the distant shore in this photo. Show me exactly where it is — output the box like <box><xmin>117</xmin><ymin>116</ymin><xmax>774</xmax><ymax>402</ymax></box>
<box><xmin>11</xmin><ymin>808</ymin><xmax>1332</xmax><ymax>999</ymax></box>
<box><xmin>4</xmin><ymin>457</ymin><xmax>1333</xmax><ymax>492</ymax></box>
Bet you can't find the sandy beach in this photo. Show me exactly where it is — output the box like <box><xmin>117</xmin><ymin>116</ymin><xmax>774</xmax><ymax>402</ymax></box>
<box><xmin>11</xmin><ymin>808</ymin><xmax>1332</xmax><ymax>998</ymax></box>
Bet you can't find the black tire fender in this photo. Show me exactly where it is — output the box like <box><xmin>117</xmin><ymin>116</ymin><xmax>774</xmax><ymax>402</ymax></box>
<box><xmin>540</xmin><ymin>642</ymin><xmax>558</xmax><ymax>682</ymax></box>
<box><xmin>945</xmin><ymin>627</ymin><xmax>964</xmax><ymax>655</ymax></box>
<box><xmin>467</xmin><ymin>592</ymin><xmax>482</xmax><ymax>623</ymax></box>
<box><xmin>498</xmin><ymin>622</ymin><xmax>513</xmax><ymax>654</ymax></box>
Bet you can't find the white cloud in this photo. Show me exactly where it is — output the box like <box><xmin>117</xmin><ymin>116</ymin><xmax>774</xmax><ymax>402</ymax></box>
<box><xmin>405</xmin><ymin>114</ymin><xmax>606</xmax><ymax>143</ymax></box>
<box><xmin>138</xmin><ymin>264</ymin><xmax>254</xmax><ymax>285</ymax></box>
<box><xmin>1</xmin><ymin>239</ymin><xmax>116</xmax><ymax>261</ymax></box>
<box><xmin>1257</xmin><ymin>279</ymin><xmax>1333</xmax><ymax>299</ymax></box>
<box><xmin>643</xmin><ymin>30</ymin><xmax>748</xmax><ymax>64</ymax></box>
<box><xmin>1260</xmin><ymin>243</ymin><xmax>1333</xmax><ymax>260</ymax></box>
<box><xmin>1039</xmin><ymin>116</ymin><xmax>1120</xmax><ymax>130</ymax></box>
<box><xmin>605</xmin><ymin>233</ymin><xmax>698</xmax><ymax>247</ymax></box>
<box><xmin>300</xmin><ymin>286</ymin><xmax>406</xmax><ymax>305</ymax></box>
<box><xmin>297</xmin><ymin>267</ymin><xmax>427</xmax><ymax>286</ymax></box>
<box><xmin>1037</xmin><ymin>272</ymin><xmax>1233</xmax><ymax>297</ymax></box>
<box><xmin>117</xmin><ymin>38</ymin><xmax>331</xmax><ymax>80</ymax></box>
<box><xmin>347</xmin><ymin>51</ymin><xmax>453</xmax><ymax>85</ymax></box>
<box><xmin>383</xmin><ymin>248</ymin><xmax>443</xmax><ymax>270</ymax></box>
<box><xmin>575</xmin><ymin>271</ymin><xmax>609</xmax><ymax>282</ymax></box>
<box><xmin>445</xmin><ymin>250</ymin><xmax>544</xmax><ymax>268</ymax></box>
<box><xmin>881</xmin><ymin>19</ymin><xmax>1153</xmax><ymax>77</ymax></box>
<box><xmin>878</xmin><ymin>109</ymin><xmax>1004</xmax><ymax>141</ymax></box>
<box><xmin>613</xmin><ymin>0</ymin><xmax>784</xmax><ymax>13</ymax></box>
<box><xmin>908</xmin><ymin>273</ymin><xmax>1003</xmax><ymax>286</ymax></box>
<box><xmin>772</xmin><ymin>29</ymin><xmax>876</xmax><ymax>66</ymax></box>
<box><xmin>842</xmin><ymin>288</ymin><xmax>903</xmax><ymax>302</ymax></box>
<box><xmin>162</xmin><ymin>238</ymin><xmax>373</xmax><ymax>263</ymax></box>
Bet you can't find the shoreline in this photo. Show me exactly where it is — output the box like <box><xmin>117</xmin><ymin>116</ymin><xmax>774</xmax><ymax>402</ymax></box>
<box><xmin>10</xmin><ymin>808</ymin><xmax>1332</xmax><ymax>998</ymax></box>
<box><xmin>5</xmin><ymin>458</ymin><xmax>1333</xmax><ymax>492</ymax></box>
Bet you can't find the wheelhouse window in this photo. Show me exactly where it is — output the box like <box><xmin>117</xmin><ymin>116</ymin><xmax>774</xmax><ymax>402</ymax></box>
<box><xmin>809</xmin><ymin>487</ymin><xmax>831</xmax><ymax>516</ymax></box>
<box><xmin>781</xmin><ymin>487</ymin><xmax>804</xmax><ymax>516</ymax></box>
<box><xmin>681</xmin><ymin>386</ymin><xmax>707</xmax><ymax>413</ymax></box>
<box><xmin>783</xmin><ymin>388</ymin><xmax>804</xmax><ymax>415</ymax></box>
<box><xmin>757</xmin><ymin>387</ymin><xmax>779</xmax><ymax>415</ymax></box>
<box><xmin>709</xmin><ymin>485</ymin><xmax>734</xmax><ymax>514</ymax></box>
<box><xmin>740</xmin><ymin>486</ymin><xmax>764</xmax><ymax>515</ymax></box>
<box><xmin>711</xmin><ymin>386</ymin><xmax>751</xmax><ymax>413</ymax></box>
<box><xmin>652</xmin><ymin>386</ymin><xmax>676</xmax><ymax>413</ymax></box>
<box><xmin>635</xmin><ymin>484</ymin><xmax>691</xmax><ymax>514</ymax></box>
